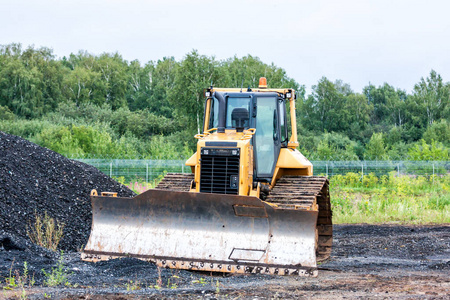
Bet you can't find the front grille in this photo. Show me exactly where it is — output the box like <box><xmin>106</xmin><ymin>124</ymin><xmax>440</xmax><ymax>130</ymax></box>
<box><xmin>200</xmin><ymin>148</ymin><xmax>240</xmax><ymax>194</ymax></box>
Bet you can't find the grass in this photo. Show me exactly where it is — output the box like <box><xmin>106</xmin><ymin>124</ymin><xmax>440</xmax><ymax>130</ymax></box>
<box><xmin>122</xmin><ymin>171</ymin><xmax>449</xmax><ymax>224</ymax></box>
<box><xmin>42</xmin><ymin>251</ymin><xmax>71</xmax><ymax>287</ymax></box>
<box><xmin>330</xmin><ymin>172</ymin><xmax>450</xmax><ymax>224</ymax></box>
<box><xmin>27</xmin><ymin>211</ymin><xmax>65</xmax><ymax>251</ymax></box>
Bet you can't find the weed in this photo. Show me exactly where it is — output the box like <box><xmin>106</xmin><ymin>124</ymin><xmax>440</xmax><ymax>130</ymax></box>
<box><xmin>149</xmin><ymin>266</ymin><xmax>163</xmax><ymax>290</ymax></box>
<box><xmin>191</xmin><ymin>276</ymin><xmax>207</xmax><ymax>285</ymax></box>
<box><xmin>42</xmin><ymin>251</ymin><xmax>71</xmax><ymax>287</ymax></box>
<box><xmin>27</xmin><ymin>211</ymin><xmax>65</xmax><ymax>251</ymax></box>
<box><xmin>215</xmin><ymin>279</ymin><xmax>220</xmax><ymax>294</ymax></box>
<box><xmin>3</xmin><ymin>260</ymin><xmax>35</xmax><ymax>300</ymax></box>
<box><xmin>114</xmin><ymin>176</ymin><xmax>126</xmax><ymax>185</ymax></box>
<box><xmin>166</xmin><ymin>278</ymin><xmax>178</xmax><ymax>289</ymax></box>
<box><xmin>3</xmin><ymin>260</ymin><xmax>18</xmax><ymax>290</ymax></box>
<box><xmin>126</xmin><ymin>280</ymin><xmax>141</xmax><ymax>291</ymax></box>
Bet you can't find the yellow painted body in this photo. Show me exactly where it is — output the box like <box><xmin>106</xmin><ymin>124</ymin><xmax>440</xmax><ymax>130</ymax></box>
<box><xmin>186</xmin><ymin>87</ymin><xmax>313</xmax><ymax>197</ymax></box>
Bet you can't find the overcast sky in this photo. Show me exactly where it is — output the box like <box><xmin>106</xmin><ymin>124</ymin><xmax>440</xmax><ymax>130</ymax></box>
<box><xmin>1</xmin><ymin>0</ymin><xmax>449</xmax><ymax>94</ymax></box>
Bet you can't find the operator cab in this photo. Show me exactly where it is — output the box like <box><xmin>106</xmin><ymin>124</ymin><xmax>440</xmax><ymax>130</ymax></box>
<box><xmin>206</xmin><ymin>90</ymin><xmax>288</xmax><ymax>182</ymax></box>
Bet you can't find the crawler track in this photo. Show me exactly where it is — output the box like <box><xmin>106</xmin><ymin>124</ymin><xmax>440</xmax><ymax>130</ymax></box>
<box><xmin>157</xmin><ymin>173</ymin><xmax>333</xmax><ymax>262</ymax></box>
<box><xmin>265</xmin><ymin>176</ymin><xmax>332</xmax><ymax>262</ymax></box>
<box><xmin>156</xmin><ymin>173</ymin><xmax>194</xmax><ymax>191</ymax></box>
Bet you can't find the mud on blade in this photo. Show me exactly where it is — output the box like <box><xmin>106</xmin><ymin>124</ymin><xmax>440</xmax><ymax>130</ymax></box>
<box><xmin>81</xmin><ymin>189</ymin><xmax>318</xmax><ymax>276</ymax></box>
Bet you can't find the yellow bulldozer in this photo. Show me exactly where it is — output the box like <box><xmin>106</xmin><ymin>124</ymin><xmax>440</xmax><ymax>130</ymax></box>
<box><xmin>81</xmin><ymin>78</ymin><xmax>332</xmax><ymax>276</ymax></box>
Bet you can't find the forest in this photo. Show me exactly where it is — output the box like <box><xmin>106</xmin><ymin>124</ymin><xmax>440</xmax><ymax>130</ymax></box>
<box><xmin>0</xmin><ymin>43</ymin><xmax>448</xmax><ymax>161</ymax></box>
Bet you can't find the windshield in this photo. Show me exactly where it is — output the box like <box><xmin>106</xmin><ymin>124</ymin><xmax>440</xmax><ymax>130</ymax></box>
<box><xmin>226</xmin><ymin>97</ymin><xmax>251</xmax><ymax>128</ymax></box>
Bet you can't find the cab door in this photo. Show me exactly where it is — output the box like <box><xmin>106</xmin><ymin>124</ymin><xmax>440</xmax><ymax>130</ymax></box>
<box><xmin>253</xmin><ymin>94</ymin><xmax>282</xmax><ymax>181</ymax></box>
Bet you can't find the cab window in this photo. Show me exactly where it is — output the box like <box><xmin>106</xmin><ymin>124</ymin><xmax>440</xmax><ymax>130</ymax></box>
<box><xmin>209</xmin><ymin>97</ymin><xmax>219</xmax><ymax>129</ymax></box>
<box><xmin>278</xmin><ymin>99</ymin><xmax>288</xmax><ymax>145</ymax></box>
<box><xmin>226</xmin><ymin>97</ymin><xmax>251</xmax><ymax>128</ymax></box>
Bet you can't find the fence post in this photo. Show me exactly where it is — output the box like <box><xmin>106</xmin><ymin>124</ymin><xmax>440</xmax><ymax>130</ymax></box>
<box><xmin>110</xmin><ymin>162</ymin><xmax>112</xmax><ymax>178</ymax></box>
<box><xmin>397</xmin><ymin>163</ymin><xmax>400</xmax><ymax>177</ymax></box>
<box><xmin>182</xmin><ymin>162</ymin><xmax>185</xmax><ymax>174</ymax></box>
<box><xmin>361</xmin><ymin>163</ymin><xmax>364</xmax><ymax>181</ymax></box>
<box><xmin>432</xmin><ymin>163</ymin><xmax>435</xmax><ymax>184</ymax></box>
<box><xmin>146</xmin><ymin>163</ymin><xmax>149</xmax><ymax>183</ymax></box>
<box><xmin>326</xmin><ymin>162</ymin><xmax>328</xmax><ymax>177</ymax></box>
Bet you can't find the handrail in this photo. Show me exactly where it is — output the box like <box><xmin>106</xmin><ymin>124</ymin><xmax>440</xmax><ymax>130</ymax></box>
<box><xmin>194</xmin><ymin>128</ymin><xmax>218</xmax><ymax>139</ymax></box>
<box><xmin>241</xmin><ymin>128</ymin><xmax>256</xmax><ymax>140</ymax></box>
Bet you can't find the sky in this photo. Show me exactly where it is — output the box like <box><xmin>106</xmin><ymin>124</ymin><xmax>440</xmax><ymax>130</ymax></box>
<box><xmin>1</xmin><ymin>0</ymin><xmax>450</xmax><ymax>94</ymax></box>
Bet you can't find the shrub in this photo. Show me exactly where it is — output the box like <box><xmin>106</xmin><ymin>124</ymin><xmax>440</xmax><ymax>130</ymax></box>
<box><xmin>0</xmin><ymin>105</ymin><xmax>15</xmax><ymax>120</ymax></box>
<box><xmin>27</xmin><ymin>211</ymin><xmax>65</xmax><ymax>251</ymax></box>
<box><xmin>362</xmin><ymin>172</ymin><xmax>378</xmax><ymax>188</ymax></box>
<box><xmin>0</xmin><ymin>119</ymin><xmax>50</xmax><ymax>138</ymax></box>
<box><xmin>408</xmin><ymin>139</ymin><xmax>449</xmax><ymax>161</ymax></box>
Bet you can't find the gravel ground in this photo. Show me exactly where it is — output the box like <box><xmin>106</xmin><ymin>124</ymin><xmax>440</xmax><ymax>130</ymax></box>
<box><xmin>0</xmin><ymin>132</ymin><xmax>449</xmax><ymax>299</ymax></box>
<box><xmin>1</xmin><ymin>225</ymin><xmax>448</xmax><ymax>299</ymax></box>
<box><xmin>0</xmin><ymin>131</ymin><xmax>135</xmax><ymax>251</ymax></box>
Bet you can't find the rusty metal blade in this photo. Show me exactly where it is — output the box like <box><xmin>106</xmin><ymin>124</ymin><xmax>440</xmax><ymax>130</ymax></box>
<box><xmin>81</xmin><ymin>189</ymin><xmax>318</xmax><ymax>275</ymax></box>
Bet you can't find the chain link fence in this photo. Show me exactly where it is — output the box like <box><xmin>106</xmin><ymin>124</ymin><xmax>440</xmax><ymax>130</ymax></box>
<box><xmin>75</xmin><ymin>159</ymin><xmax>449</xmax><ymax>182</ymax></box>
<box><xmin>313</xmin><ymin>161</ymin><xmax>449</xmax><ymax>177</ymax></box>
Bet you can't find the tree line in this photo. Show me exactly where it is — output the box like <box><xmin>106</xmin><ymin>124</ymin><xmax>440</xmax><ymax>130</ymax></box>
<box><xmin>0</xmin><ymin>43</ymin><xmax>448</xmax><ymax>160</ymax></box>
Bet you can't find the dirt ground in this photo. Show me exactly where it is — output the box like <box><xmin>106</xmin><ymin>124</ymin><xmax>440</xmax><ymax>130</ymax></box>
<box><xmin>1</xmin><ymin>224</ymin><xmax>449</xmax><ymax>299</ymax></box>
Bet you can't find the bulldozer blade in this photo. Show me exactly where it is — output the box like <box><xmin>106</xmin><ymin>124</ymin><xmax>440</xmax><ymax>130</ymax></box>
<box><xmin>81</xmin><ymin>189</ymin><xmax>318</xmax><ymax>276</ymax></box>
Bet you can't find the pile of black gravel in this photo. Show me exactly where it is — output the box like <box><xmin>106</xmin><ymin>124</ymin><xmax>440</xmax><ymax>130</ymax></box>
<box><xmin>0</xmin><ymin>131</ymin><xmax>135</xmax><ymax>251</ymax></box>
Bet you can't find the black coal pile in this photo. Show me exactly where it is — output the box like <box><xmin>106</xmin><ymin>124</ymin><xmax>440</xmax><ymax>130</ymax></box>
<box><xmin>0</xmin><ymin>131</ymin><xmax>135</xmax><ymax>251</ymax></box>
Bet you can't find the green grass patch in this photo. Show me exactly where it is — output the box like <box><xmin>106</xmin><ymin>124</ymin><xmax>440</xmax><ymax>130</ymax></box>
<box><xmin>330</xmin><ymin>172</ymin><xmax>450</xmax><ymax>224</ymax></box>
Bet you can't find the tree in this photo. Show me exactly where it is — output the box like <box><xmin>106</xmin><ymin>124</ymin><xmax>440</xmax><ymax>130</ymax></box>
<box><xmin>301</xmin><ymin>77</ymin><xmax>360</xmax><ymax>133</ymax></box>
<box><xmin>149</xmin><ymin>57</ymin><xmax>178</xmax><ymax>117</ymax></box>
<box><xmin>364</xmin><ymin>133</ymin><xmax>388</xmax><ymax>160</ymax></box>
<box><xmin>221</xmin><ymin>55</ymin><xmax>300</xmax><ymax>90</ymax></box>
<box><xmin>61</xmin><ymin>51</ymin><xmax>128</xmax><ymax>109</ymax></box>
<box><xmin>171</xmin><ymin>50</ymin><xmax>219</xmax><ymax>134</ymax></box>
<box><xmin>409</xmin><ymin>70</ymin><xmax>450</xmax><ymax>127</ymax></box>
<box><xmin>422</xmin><ymin>119</ymin><xmax>450</xmax><ymax>146</ymax></box>
<box><xmin>62</xmin><ymin>66</ymin><xmax>103</xmax><ymax>106</ymax></box>
<box><xmin>126</xmin><ymin>60</ymin><xmax>153</xmax><ymax>111</ymax></box>
<box><xmin>0</xmin><ymin>44</ymin><xmax>64</xmax><ymax>118</ymax></box>
<box><xmin>363</xmin><ymin>83</ymin><xmax>407</xmax><ymax>127</ymax></box>
<box><xmin>344</xmin><ymin>93</ymin><xmax>373</xmax><ymax>140</ymax></box>
<box><xmin>316</xmin><ymin>132</ymin><xmax>359</xmax><ymax>160</ymax></box>
<box><xmin>94</xmin><ymin>53</ymin><xmax>128</xmax><ymax>109</ymax></box>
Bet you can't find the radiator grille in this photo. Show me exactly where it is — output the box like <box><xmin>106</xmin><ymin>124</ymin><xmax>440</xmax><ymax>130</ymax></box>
<box><xmin>200</xmin><ymin>150</ymin><xmax>240</xmax><ymax>195</ymax></box>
